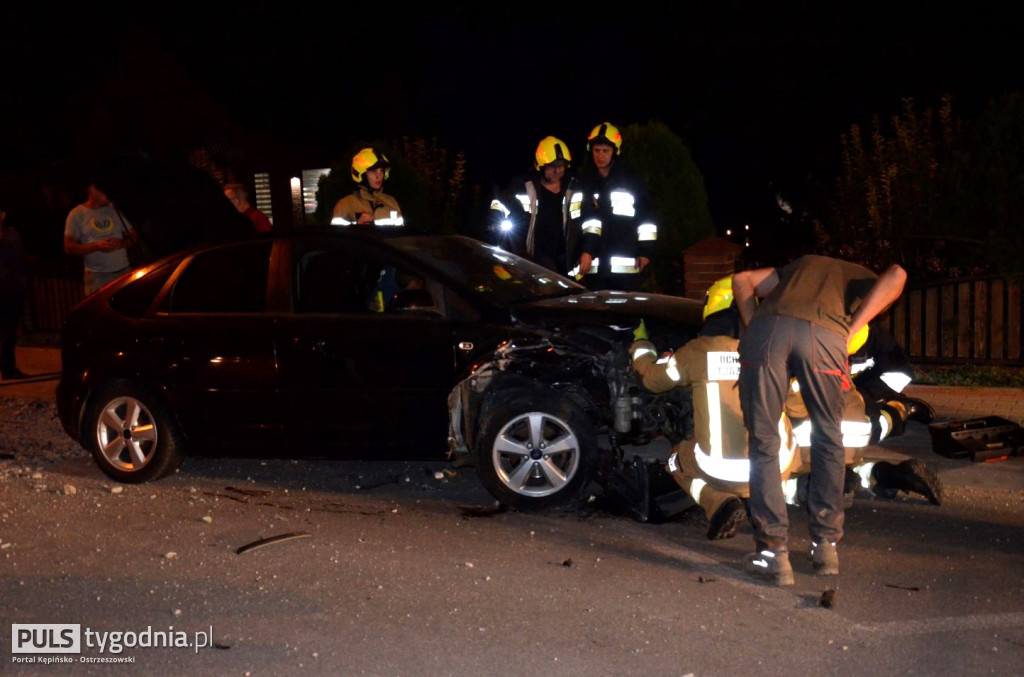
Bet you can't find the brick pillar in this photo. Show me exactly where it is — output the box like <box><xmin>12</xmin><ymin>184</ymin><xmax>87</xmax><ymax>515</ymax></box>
<box><xmin>682</xmin><ymin>236</ymin><xmax>744</xmax><ymax>301</ymax></box>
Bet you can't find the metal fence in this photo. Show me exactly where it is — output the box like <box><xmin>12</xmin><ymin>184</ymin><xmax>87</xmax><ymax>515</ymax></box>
<box><xmin>23</xmin><ymin>275</ymin><xmax>84</xmax><ymax>333</ymax></box>
<box><xmin>879</xmin><ymin>275</ymin><xmax>1024</xmax><ymax>366</ymax></box>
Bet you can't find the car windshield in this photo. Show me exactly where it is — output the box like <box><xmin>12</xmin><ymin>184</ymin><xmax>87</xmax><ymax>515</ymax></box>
<box><xmin>391</xmin><ymin>236</ymin><xmax>587</xmax><ymax>305</ymax></box>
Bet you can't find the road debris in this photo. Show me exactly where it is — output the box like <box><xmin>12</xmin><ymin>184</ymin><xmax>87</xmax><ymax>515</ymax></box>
<box><xmin>236</xmin><ymin>532</ymin><xmax>312</xmax><ymax>555</ymax></box>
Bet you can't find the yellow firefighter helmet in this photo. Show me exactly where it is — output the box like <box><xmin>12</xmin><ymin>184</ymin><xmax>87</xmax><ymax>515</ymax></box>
<box><xmin>587</xmin><ymin>122</ymin><xmax>622</xmax><ymax>154</ymax></box>
<box><xmin>351</xmin><ymin>147</ymin><xmax>391</xmax><ymax>184</ymax></box>
<box><xmin>848</xmin><ymin>324</ymin><xmax>870</xmax><ymax>355</ymax></box>
<box><xmin>534</xmin><ymin>136</ymin><xmax>572</xmax><ymax>171</ymax></box>
<box><xmin>703</xmin><ymin>275</ymin><xmax>735</xmax><ymax>321</ymax></box>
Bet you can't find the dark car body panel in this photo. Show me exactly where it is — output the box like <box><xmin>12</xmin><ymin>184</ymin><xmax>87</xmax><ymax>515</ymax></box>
<box><xmin>57</xmin><ymin>232</ymin><xmax>702</xmax><ymax>467</ymax></box>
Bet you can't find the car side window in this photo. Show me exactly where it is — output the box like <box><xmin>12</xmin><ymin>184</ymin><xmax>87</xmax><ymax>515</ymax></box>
<box><xmin>297</xmin><ymin>248</ymin><xmax>392</xmax><ymax>314</ymax></box>
<box><xmin>168</xmin><ymin>241</ymin><xmax>272</xmax><ymax>313</ymax></box>
<box><xmin>107</xmin><ymin>261</ymin><xmax>177</xmax><ymax>318</ymax></box>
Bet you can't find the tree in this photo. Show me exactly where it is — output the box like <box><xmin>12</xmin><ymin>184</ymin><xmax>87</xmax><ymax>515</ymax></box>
<box><xmin>620</xmin><ymin>121</ymin><xmax>714</xmax><ymax>294</ymax></box>
<box><xmin>816</xmin><ymin>95</ymin><xmax>1010</xmax><ymax>280</ymax></box>
<box><xmin>964</xmin><ymin>93</ymin><xmax>1024</xmax><ymax>278</ymax></box>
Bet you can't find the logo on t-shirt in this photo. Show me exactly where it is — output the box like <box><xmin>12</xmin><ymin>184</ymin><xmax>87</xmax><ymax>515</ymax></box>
<box><xmin>89</xmin><ymin>217</ymin><xmax>116</xmax><ymax>234</ymax></box>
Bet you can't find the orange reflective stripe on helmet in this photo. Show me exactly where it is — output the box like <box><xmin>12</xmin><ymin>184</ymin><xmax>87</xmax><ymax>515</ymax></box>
<box><xmin>351</xmin><ymin>148</ymin><xmax>391</xmax><ymax>183</ymax></box>
<box><xmin>534</xmin><ymin>136</ymin><xmax>572</xmax><ymax>170</ymax></box>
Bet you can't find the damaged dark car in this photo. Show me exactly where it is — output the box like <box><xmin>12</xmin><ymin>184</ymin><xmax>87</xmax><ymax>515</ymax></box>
<box><xmin>57</xmin><ymin>232</ymin><xmax>703</xmax><ymax>510</ymax></box>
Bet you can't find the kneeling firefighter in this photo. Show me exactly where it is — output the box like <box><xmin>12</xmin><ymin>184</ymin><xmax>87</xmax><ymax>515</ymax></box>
<box><xmin>628</xmin><ymin>276</ymin><xmax>943</xmax><ymax>539</ymax></box>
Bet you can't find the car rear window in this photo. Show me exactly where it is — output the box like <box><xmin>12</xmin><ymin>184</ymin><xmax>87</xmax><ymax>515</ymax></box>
<box><xmin>168</xmin><ymin>241</ymin><xmax>272</xmax><ymax>313</ymax></box>
<box><xmin>107</xmin><ymin>261</ymin><xmax>177</xmax><ymax>318</ymax></box>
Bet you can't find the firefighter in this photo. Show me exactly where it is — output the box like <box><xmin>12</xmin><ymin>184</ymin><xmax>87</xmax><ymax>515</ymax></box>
<box><xmin>579</xmin><ymin>122</ymin><xmax>657</xmax><ymax>291</ymax></box>
<box><xmin>631</xmin><ymin>276</ymin><xmax>943</xmax><ymax>555</ymax></box>
<box><xmin>629</xmin><ymin>277</ymin><xmax>797</xmax><ymax>542</ymax></box>
<box><xmin>785</xmin><ymin>323</ymin><xmax>943</xmax><ymax>507</ymax></box>
<box><xmin>331</xmin><ymin>148</ymin><xmax>405</xmax><ymax>230</ymax></box>
<box><xmin>488</xmin><ymin>136</ymin><xmax>596</xmax><ymax>277</ymax></box>
<box><xmin>850</xmin><ymin>321</ymin><xmax>936</xmax><ymax>432</ymax></box>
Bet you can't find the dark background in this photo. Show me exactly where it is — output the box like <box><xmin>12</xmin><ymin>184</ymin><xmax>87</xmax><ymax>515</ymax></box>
<box><xmin>3</xmin><ymin>2</ymin><xmax>1022</xmax><ymax>235</ymax></box>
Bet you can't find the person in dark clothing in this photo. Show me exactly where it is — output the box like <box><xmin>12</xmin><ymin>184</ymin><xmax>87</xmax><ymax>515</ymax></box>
<box><xmin>0</xmin><ymin>205</ymin><xmax>29</xmax><ymax>380</ymax></box>
<box><xmin>577</xmin><ymin>122</ymin><xmax>657</xmax><ymax>291</ymax></box>
<box><xmin>733</xmin><ymin>255</ymin><xmax>907</xmax><ymax>585</ymax></box>
<box><xmin>488</xmin><ymin>136</ymin><xmax>595</xmax><ymax>277</ymax></box>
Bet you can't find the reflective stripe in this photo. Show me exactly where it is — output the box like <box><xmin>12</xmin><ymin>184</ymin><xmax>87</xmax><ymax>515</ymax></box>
<box><xmin>489</xmin><ymin>199</ymin><xmax>511</xmax><ymax>218</ymax></box>
<box><xmin>610</xmin><ymin>190</ymin><xmax>636</xmax><ymax>217</ymax></box>
<box><xmin>568</xmin><ymin>193</ymin><xmax>583</xmax><ymax>219</ymax></box>
<box><xmin>694</xmin><ymin>401</ymin><xmax>793</xmax><ymax>483</ymax></box>
<box><xmin>878</xmin><ymin>411</ymin><xmax>892</xmax><ymax>441</ymax></box>
<box><xmin>850</xmin><ymin>357</ymin><xmax>874</xmax><ymax>375</ymax></box>
<box><xmin>637</xmin><ymin>223</ymin><xmax>657</xmax><ymax>241</ymax></box>
<box><xmin>782</xmin><ymin>477</ymin><xmax>799</xmax><ymax>504</ymax></box>
<box><xmin>332</xmin><ymin>215</ymin><xmax>404</xmax><ymax>227</ymax></box>
<box><xmin>664</xmin><ymin>354</ymin><xmax>680</xmax><ymax>382</ymax></box>
<box><xmin>581</xmin><ymin>218</ymin><xmax>602</xmax><ymax>235</ymax></box>
<box><xmin>880</xmin><ymin>371</ymin><xmax>912</xmax><ymax>393</ymax></box>
<box><xmin>689</xmin><ymin>477</ymin><xmax>706</xmax><ymax>503</ymax></box>
<box><xmin>693</xmin><ymin>444</ymin><xmax>750</xmax><ymax>483</ymax></box>
<box><xmin>631</xmin><ymin>347</ymin><xmax>655</xmax><ymax>361</ymax></box>
<box><xmin>373</xmin><ymin>215</ymin><xmax>404</xmax><ymax>226</ymax></box>
<box><xmin>856</xmin><ymin>461</ymin><xmax>876</xmax><ymax>489</ymax></box>
<box><xmin>609</xmin><ymin>256</ymin><xmax>638</xmax><ymax>274</ymax></box>
<box><xmin>791</xmin><ymin>419</ymin><xmax>873</xmax><ymax>448</ymax></box>
<box><xmin>514</xmin><ymin>193</ymin><xmax>532</xmax><ymax>212</ymax></box>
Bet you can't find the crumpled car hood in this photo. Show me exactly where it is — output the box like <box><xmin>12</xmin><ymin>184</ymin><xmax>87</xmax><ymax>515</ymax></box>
<box><xmin>511</xmin><ymin>289</ymin><xmax>703</xmax><ymax>343</ymax></box>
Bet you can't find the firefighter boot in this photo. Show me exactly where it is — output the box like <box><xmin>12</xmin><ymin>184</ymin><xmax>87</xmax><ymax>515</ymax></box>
<box><xmin>872</xmin><ymin>459</ymin><xmax>944</xmax><ymax>505</ymax></box>
<box><xmin>899</xmin><ymin>395</ymin><xmax>936</xmax><ymax>424</ymax></box>
<box><xmin>744</xmin><ymin>548</ymin><xmax>795</xmax><ymax>586</ymax></box>
<box><xmin>706</xmin><ymin>497</ymin><xmax>746</xmax><ymax>540</ymax></box>
<box><xmin>810</xmin><ymin>540</ymin><xmax>839</xmax><ymax>576</ymax></box>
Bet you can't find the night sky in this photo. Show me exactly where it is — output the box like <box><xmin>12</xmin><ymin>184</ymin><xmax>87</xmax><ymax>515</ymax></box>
<box><xmin>3</xmin><ymin>2</ymin><xmax>1022</xmax><ymax>232</ymax></box>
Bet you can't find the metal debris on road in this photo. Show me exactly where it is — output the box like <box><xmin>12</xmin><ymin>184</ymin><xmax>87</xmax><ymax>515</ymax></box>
<box><xmin>235</xmin><ymin>532</ymin><xmax>312</xmax><ymax>555</ymax></box>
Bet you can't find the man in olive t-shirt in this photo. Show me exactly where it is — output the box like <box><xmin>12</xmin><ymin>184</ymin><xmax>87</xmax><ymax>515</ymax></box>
<box><xmin>732</xmin><ymin>255</ymin><xmax>907</xmax><ymax>585</ymax></box>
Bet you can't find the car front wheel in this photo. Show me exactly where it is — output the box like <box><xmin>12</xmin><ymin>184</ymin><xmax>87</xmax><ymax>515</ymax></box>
<box><xmin>82</xmin><ymin>383</ymin><xmax>184</xmax><ymax>483</ymax></box>
<box><xmin>475</xmin><ymin>390</ymin><xmax>596</xmax><ymax>511</ymax></box>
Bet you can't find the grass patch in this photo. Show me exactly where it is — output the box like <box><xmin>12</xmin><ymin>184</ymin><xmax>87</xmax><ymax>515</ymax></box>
<box><xmin>912</xmin><ymin>364</ymin><xmax>1024</xmax><ymax>388</ymax></box>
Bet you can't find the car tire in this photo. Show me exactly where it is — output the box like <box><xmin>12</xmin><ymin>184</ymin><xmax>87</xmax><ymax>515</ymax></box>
<box><xmin>475</xmin><ymin>389</ymin><xmax>597</xmax><ymax>511</ymax></box>
<box><xmin>82</xmin><ymin>383</ymin><xmax>184</xmax><ymax>483</ymax></box>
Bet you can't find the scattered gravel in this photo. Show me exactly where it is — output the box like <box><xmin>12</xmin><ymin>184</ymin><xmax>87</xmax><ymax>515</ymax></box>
<box><xmin>0</xmin><ymin>396</ymin><xmax>87</xmax><ymax>469</ymax></box>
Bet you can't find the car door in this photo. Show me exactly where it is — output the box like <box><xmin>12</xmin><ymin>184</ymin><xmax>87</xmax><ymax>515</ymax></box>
<box><xmin>140</xmin><ymin>239</ymin><xmax>283</xmax><ymax>448</ymax></box>
<box><xmin>275</xmin><ymin>239</ymin><xmax>458</xmax><ymax>457</ymax></box>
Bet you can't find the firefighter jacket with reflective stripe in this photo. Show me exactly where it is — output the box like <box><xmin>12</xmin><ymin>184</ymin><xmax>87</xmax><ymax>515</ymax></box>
<box><xmin>331</xmin><ymin>186</ymin><xmax>405</xmax><ymax>228</ymax></box>
<box><xmin>630</xmin><ymin>335</ymin><xmax>795</xmax><ymax>494</ymax></box>
<box><xmin>583</xmin><ymin>162</ymin><xmax>657</xmax><ymax>276</ymax></box>
<box><xmin>784</xmin><ymin>381</ymin><xmax>872</xmax><ymax>472</ymax></box>
<box><xmin>489</xmin><ymin>173</ymin><xmax>596</xmax><ymax>269</ymax></box>
<box><xmin>849</xmin><ymin>323</ymin><xmax>914</xmax><ymax>399</ymax></box>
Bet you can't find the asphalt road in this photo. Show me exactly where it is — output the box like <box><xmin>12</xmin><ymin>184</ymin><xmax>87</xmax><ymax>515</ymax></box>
<box><xmin>2</xmin><ymin>343</ymin><xmax>1023</xmax><ymax>675</ymax></box>
<box><xmin>2</xmin><ymin>407</ymin><xmax>1023</xmax><ymax>675</ymax></box>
